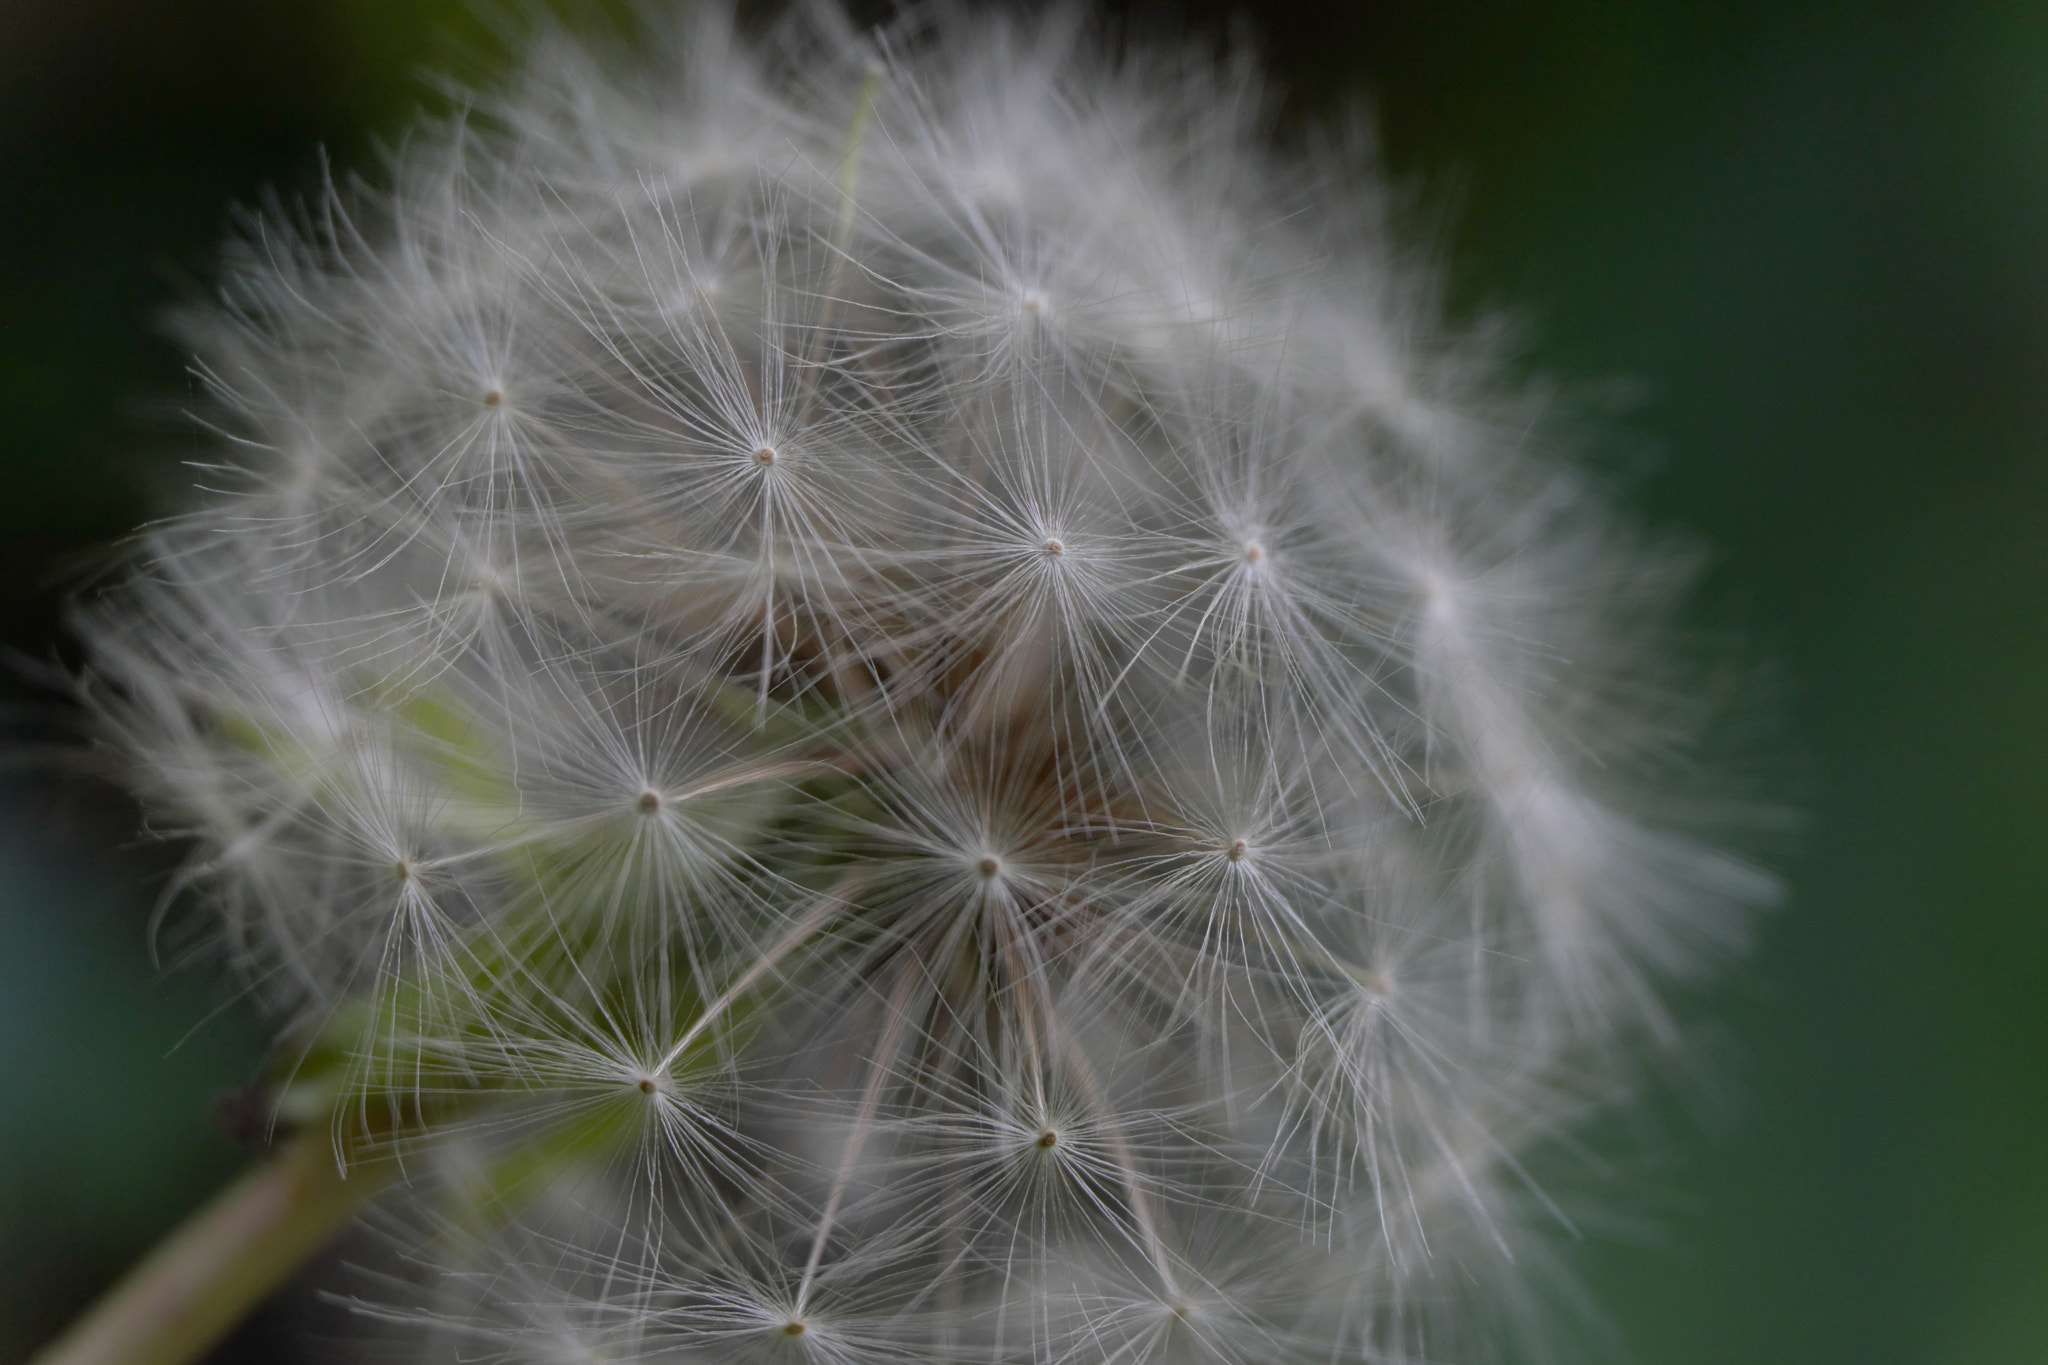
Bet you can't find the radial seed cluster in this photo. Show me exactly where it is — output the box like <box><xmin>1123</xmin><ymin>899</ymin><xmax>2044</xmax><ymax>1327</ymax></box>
<box><xmin>78</xmin><ymin>5</ymin><xmax>1776</xmax><ymax>1362</ymax></box>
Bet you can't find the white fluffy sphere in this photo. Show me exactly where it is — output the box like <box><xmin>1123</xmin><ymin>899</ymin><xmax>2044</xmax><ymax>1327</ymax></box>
<box><xmin>77</xmin><ymin>5</ymin><xmax>1776</xmax><ymax>1361</ymax></box>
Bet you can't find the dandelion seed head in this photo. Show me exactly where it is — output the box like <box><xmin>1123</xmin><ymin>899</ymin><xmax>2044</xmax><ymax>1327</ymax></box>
<box><xmin>69</xmin><ymin>2</ymin><xmax>1776</xmax><ymax>1360</ymax></box>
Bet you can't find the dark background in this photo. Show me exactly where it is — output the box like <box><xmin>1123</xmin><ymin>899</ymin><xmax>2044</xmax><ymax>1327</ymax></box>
<box><xmin>5</xmin><ymin>1</ymin><xmax>2046</xmax><ymax>1360</ymax></box>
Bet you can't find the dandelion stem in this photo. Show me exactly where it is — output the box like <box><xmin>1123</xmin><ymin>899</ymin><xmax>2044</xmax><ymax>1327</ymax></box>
<box><xmin>29</xmin><ymin>1134</ymin><xmax>390</xmax><ymax>1365</ymax></box>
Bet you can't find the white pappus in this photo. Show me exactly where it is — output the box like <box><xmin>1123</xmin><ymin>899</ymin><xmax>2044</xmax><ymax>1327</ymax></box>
<box><xmin>72</xmin><ymin>3</ymin><xmax>1779</xmax><ymax>1363</ymax></box>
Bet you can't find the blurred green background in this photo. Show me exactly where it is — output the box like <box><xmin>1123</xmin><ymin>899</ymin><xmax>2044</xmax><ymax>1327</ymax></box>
<box><xmin>4</xmin><ymin>0</ymin><xmax>2046</xmax><ymax>1360</ymax></box>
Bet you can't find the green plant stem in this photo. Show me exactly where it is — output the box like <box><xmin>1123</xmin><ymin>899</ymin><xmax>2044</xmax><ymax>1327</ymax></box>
<box><xmin>29</xmin><ymin>1134</ymin><xmax>388</xmax><ymax>1365</ymax></box>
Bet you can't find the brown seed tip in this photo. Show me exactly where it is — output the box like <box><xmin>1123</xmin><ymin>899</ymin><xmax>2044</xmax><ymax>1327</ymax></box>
<box><xmin>481</xmin><ymin>389</ymin><xmax>502</xmax><ymax>407</ymax></box>
<box><xmin>636</xmin><ymin>1076</ymin><xmax>659</xmax><ymax>1095</ymax></box>
<box><xmin>1043</xmin><ymin>537</ymin><xmax>1064</xmax><ymax>557</ymax></box>
<box><xmin>1036</xmin><ymin>1129</ymin><xmax>1059</xmax><ymax>1148</ymax></box>
<box><xmin>637</xmin><ymin>789</ymin><xmax>663</xmax><ymax>813</ymax></box>
<box><xmin>753</xmin><ymin>444</ymin><xmax>778</xmax><ymax>466</ymax></box>
<box><xmin>1241</xmin><ymin>541</ymin><xmax>1264</xmax><ymax>564</ymax></box>
<box><xmin>782</xmin><ymin>1321</ymin><xmax>806</xmax><ymax>1336</ymax></box>
<box><xmin>976</xmin><ymin>854</ymin><xmax>1002</xmax><ymax>878</ymax></box>
<box><xmin>1227</xmin><ymin>839</ymin><xmax>1248</xmax><ymax>862</ymax></box>
<box><xmin>393</xmin><ymin>859</ymin><xmax>413</xmax><ymax>881</ymax></box>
